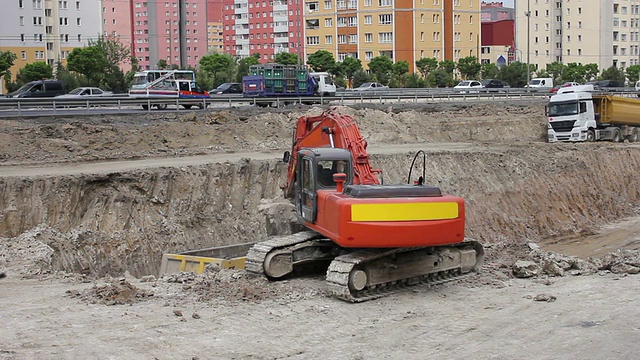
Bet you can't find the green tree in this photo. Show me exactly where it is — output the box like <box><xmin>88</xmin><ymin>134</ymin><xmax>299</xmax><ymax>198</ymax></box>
<box><xmin>438</xmin><ymin>60</ymin><xmax>456</xmax><ymax>75</ymax></box>
<box><xmin>584</xmin><ymin>63</ymin><xmax>599</xmax><ymax>81</ymax></box>
<box><xmin>55</xmin><ymin>60</ymin><xmax>82</xmax><ymax>92</ymax></box>
<box><xmin>16</xmin><ymin>62</ymin><xmax>53</xmax><ymax>84</ymax></box>
<box><xmin>199</xmin><ymin>53</ymin><xmax>235</xmax><ymax>87</ymax></box>
<box><xmin>545</xmin><ymin>61</ymin><xmax>565</xmax><ymax>85</ymax></box>
<box><xmin>600</xmin><ymin>65</ymin><xmax>626</xmax><ymax>83</ymax></box>
<box><xmin>337</xmin><ymin>57</ymin><xmax>363</xmax><ymax>88</ymax></box>
<box><xmin>481</xmin><ymin>63</ymin><xmax>500</xmax><ymax>79</ymax></box>
<box><xmin>497</xmin><ymin>61</ymin><xmax>531</xmax><ymax>87</ymax></box>
<box><xmin>235</xmin><ymin>55</ymin><xmax>260</xmax><ymax>82</ymax></box>
<box><xmin>157</xmin><ymin>59</ymin><xmax>168</xmax><ymax>69</ymax></box>
<box><xmin>368</xmin><ymin>55</ymin><xmax>394</xmax><ymax>85</ymax></box>
<box><xmin>67</xmin><ymin>46</ymin><xmax>108</xmax><ymax>86</ymax></box>
<box><xmin>403</xmin><ymin>73</ymin><xmax>426</xmax><ymax>88</ymax></box>
<box><xmin>352</xmin><ymin>69</ymin><xmax>370</xmax><ymax>88</ymax></box>
<box><xmin>626</xmin><ymin>65</ymin><xmax>640</xmax><ymax>84</ymax></box>
<box><xmin>415</xmin><ymin>57</ymin><xmax>438</xmax><ymax>78</ymax></box>
<box><xmin>274</xmin><ymin>52</ymin><xmax>299</xmax><ymax>65</ymax></box>
<box><xmin>560</xmin><ymin>63</ymin><xmax>587</xmax><ymax>83</ymax></box>
<box><xmin>306</xmin><ymin>50</ymin><xmax>336</xmax><ymax>72</ymax></box>
<box><xmin>0</xmin><ymin>50</ymin><xmax>17</xmax><ymax>80</ymax></box>
<box><xmin>457</xmin><ymin>56</ymin><xmax>481</xmax><ymax>80</ymax></box>
<box><xmin>65</xmin><ymin>36</ymin><xmax>132</xmax><ymax>92</ymax></box>
<box><xmin>426</xmin><ymin>69</ymin><xmax>453</xmax><ymax>87</ymax></box>
<box><xmin>391</xmin><ymin>61</ymin><xmax>409</xmax><ymax>87</ymax></box>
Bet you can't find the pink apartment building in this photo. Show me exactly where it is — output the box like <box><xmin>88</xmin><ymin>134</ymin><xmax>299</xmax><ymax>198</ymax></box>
<box><xmin>103</xmin><ymin>0</ymin><xmax>208</xmax><ymax>70</ymax></box>
<box><xmin>221</xmin><ymin>0</ymin><xmax>303</xmax><ymax>63</ymax></box>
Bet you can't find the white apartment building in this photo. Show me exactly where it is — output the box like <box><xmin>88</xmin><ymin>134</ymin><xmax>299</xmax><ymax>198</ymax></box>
<box><xmin>515</xmin><ymin>0</ymin><xmax>640</xmax><ymax>72</ymax></box>
<box><xmin>0</xmin><ymin>0</ymin><xmax>102</xmax><ymax>90</ymax></box>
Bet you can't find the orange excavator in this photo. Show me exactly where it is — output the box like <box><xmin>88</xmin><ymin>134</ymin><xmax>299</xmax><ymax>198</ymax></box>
<box><xmin>245</xmin><ymin>108</ymin><xmax>484</xmax><ymax>302</ymax></box>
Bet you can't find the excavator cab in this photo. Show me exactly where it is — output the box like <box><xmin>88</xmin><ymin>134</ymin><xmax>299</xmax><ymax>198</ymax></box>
<box><xmin>294</xmin><ymin>148</ymin><xmax>353</xmax><ymax>224</ymax></box>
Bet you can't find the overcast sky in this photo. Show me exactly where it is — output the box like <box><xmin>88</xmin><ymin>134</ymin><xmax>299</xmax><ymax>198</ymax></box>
<box><xmin>501</xmin><ymin>0</ymin><xmax>515</xmax><ymax>8</ymax></box>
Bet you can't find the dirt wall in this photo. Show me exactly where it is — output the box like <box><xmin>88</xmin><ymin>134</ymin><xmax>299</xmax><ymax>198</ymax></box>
<box><xmin>2</xmin><ymin>143</ymin><xmax>639</xmax><ymax>277</ymax></box>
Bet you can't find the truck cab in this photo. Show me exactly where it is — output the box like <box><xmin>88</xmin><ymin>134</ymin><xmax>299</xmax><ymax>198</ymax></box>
<box><xmin>547</xmin><ymin>85</ymin><xmax>596</xmax><ymax>142</ymax></box>
<box><xmin>310</xmin><ymin>72</ymin><xmax>337</xmax><ymax>96</ymax></box>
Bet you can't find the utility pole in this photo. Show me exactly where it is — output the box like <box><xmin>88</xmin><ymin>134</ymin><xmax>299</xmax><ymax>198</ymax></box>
<box><xmin>179</xmin><ymin>0</ymin><xmax>187</xmax><ymax>68</ymax></box>
<box><xmin>525</xmin><ymin>0</ymin><xmax>531</xmax><ymax>89</ymax></box>
<box><xmin>297</xmin><ymin>1</ymin><xmax>301</xmax><ymax>66</ymax></box>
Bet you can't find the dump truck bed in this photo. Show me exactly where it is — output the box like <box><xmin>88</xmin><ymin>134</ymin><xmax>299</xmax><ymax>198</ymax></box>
<box><xmin>594</xmin><ymin>95</ymin><xmax>640</xmax><ymax>126</ymax></box>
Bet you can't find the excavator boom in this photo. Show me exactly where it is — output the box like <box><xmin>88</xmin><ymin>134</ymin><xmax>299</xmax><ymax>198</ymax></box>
<box><xmin>283</xmin><ymin>108</ymin><xmax>380</xmax><ymax>198</ymax></box>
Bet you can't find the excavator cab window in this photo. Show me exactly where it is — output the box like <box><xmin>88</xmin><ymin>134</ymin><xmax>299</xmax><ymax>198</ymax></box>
<box><xmin>316</xmin><ymin>160</ymin><xmax>349</xmax><ymax>188</ymax></box>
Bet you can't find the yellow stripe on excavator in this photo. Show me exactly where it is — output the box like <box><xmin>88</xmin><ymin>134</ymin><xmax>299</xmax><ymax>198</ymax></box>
<box><xmin>351</xmin><ymin>202</ymin><xmax>459</xmax><ymax>222</ymax></box>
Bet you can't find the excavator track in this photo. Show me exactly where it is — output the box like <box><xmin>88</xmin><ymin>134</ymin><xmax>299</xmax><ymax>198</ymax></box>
<box><xmin>326</xmin><ymin>240</ymin><xmax>484</xmax><ymax>303</ymax></box>
<box><xmin>245</xmin><ymin>231</ymin><xmax>338</xmax><ymax>279</ymax></box>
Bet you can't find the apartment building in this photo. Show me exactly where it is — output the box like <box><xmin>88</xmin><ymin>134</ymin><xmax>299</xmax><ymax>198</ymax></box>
<box><xmin>0</xmin><ymin>0</ymin><xmax>102</xmax><ymax>85</ymax></box>
<box><xmin>221</xmin><ymin>0</ymin><xmax>304</xmax><ymax>61</ymax></box>
<box><xmin>207</xmin><ymin>0</ymin><xmax>224</xmax><ymax>52</ymax></box>
<box><xmin>482</xmin><ymin>1</ymin><xmax>515</xmax><ymax>21</ymax></box>
<box><xmin>103</xmin><ymin>0</ymin><xmax>208</xmax><ymax>70</ymax></box>
<box><xmin>515</xmin><ymin>0</ymin><xmax>640</xmax><ymax>72</ymax></box>
<box><xmin>221</xmin><ymin>0</ymin><xmax>481</xmax><ymax>72</ymax></box>
<box><xmin>481</xmin><ymin>19</ymin><xmax>514</xmax><ymax>65</ymax></box>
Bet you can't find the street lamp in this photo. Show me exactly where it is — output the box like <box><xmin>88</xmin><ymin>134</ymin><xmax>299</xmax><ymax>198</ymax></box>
<box><xmin>525</xmin><ymin>0</ymin><xmax>531</xmax><ymax>89</ymax></box>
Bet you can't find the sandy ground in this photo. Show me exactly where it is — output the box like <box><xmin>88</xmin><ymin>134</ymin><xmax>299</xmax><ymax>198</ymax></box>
<box><xmin>1</xmin><ymin>102</ymin><xmax>640</xmax><ymax>359</ymax></box>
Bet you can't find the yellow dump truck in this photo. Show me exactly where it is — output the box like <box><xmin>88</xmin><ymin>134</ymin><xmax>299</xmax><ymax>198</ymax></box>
<box><xmin>159</xmin><ymin>242</ymin><xmax>254</xmax><ymax>276</ymax></box>
<box><xmin>548</xmin><ymin>85</ymin><xmax>640</xmax><ymax>142</ymax></box>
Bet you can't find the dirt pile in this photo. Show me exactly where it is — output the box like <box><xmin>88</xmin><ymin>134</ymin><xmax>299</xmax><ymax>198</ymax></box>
<box><xmin>0</xmin><ymin>102</ymin><xmax>546</xmax><ymax>164</ymax></box>
<box><xmin>66</xmin><ymin>277</ymin><xmax>154</xmax><ymax>305</ymax></box>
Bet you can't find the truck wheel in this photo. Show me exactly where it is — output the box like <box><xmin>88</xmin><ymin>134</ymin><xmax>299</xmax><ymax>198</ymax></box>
<box><xmin>586</xmin><ymin>129</ymin><xmax>596</xmax><ymax>142</ymax></box>
<box><xmin>142</xmin><ymin>105</ymin><xmax>149</xmax><ymax>110</ymax></box>
<box><xmin>182</xmin><ymin>105</ymin><xmax>193</xmax><ymax>110</ymax></box>
<box><xmin>628</xmin><ymin>128</ymin><xmax>639</xmax><ymax>143</ymax></box>
<box><xmin>156</xmin><ymin>104</ymin><xmax>168</xmax><ymax>110</ymax></box>
<box><xmin>612</xmin><ymin>128</ymin><xmax>623</xmax><ymax>142</ymax></box>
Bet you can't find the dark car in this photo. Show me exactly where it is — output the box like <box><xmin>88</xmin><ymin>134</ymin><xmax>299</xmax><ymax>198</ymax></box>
<box><xmin>586</xmin><ymin>80</ymin><xmax>625</xmax><ymax>89</ymax></box>
<box><xmin>211</xmin><ymin>83</ymin><xmax>242</xmax><ymax>95</ymax></box>
<box><xmin>6</xmin><ymin>80</ymin><xmax>65</xmax><ymax>98</ymax></box>
<box><xmin>480</xmin><ymin>79</ymin><xmax>510</xmax><ymax>88</ymax></box>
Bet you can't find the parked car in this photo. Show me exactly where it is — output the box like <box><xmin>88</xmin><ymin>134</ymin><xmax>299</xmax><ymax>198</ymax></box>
<box><xmin>586</xmin><ymin>80</ymin><xmax>625</xmax><ymax>89</ymax></box>
<box><xmin>454</xmin><ymin>80</ymin><xmax>483</xmax><ymax>93</ymax></box>
<box><xmin>549</xmin><ymin>82</ymin><xmax>580</xmax><ymax>93</ymax></box>
<box><xmin>210</xmin><ymin>82</ymin><xmax>242</xmax><ymax>95</ymax></box>
<box><xmin>480</xmin><ymin>79</ymin><xmax>510</xmax><ymax>89</ymax></box>
<box><xmin>349</xmin><ymin>82</ymin><xmax>389</xmax><ymax>91</ymax></box>
<box><xmin>55</xmin><ymin>87</ymin><xmax>113</xmax><ymax>98</ymax></box>
<box><xmin>5</xmin><ymin>80</ymin><xmax>65</xmax><ymax>98</ymax></box>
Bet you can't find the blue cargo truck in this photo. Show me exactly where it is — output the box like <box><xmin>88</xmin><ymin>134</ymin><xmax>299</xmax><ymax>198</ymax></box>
<box><xmin>242</xmin><ymin>64</ymin><xmax>336</xmax><ymax>106</ymax></box>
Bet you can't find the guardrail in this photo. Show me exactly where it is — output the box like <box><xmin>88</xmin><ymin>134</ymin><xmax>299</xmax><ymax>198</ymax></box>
<box><xmin>0</xmin><ymin>88</ymin><xmax>637</xmax><ymax>117</ymax></box>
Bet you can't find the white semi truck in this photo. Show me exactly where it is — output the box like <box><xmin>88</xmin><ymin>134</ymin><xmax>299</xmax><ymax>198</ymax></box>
<box><xmin>547</xmin><ymin>85</ymin><xmax>640</xmax><ymax>142</ymax></box>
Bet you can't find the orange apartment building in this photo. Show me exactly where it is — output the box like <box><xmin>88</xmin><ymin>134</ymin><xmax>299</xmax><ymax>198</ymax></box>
<box><xmin>303</xmin><ymin>0</ymin><xmax>481</xmax><ymax>72</ymax></box>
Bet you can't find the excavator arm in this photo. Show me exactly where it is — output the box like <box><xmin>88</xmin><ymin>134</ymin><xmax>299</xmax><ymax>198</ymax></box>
<box><xmin>283</xmin><ymin>108</ymin><xmax>381</xmax><ymax>198</ymax></box>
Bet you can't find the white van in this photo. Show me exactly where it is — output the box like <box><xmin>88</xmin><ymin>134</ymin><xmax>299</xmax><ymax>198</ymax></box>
<box><xmin>527</xmin><ymin>77</ymin><xmax>554</xmax><ymax>90</ymax></box>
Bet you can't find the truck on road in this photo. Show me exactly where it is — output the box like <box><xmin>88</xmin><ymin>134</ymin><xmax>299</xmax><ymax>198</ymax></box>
<box><xmin>242</xmin><ymin>64</ymin><xmax>336</xmax><ymax>106</ymax></box>
<box><xmin>547</xmin><ymin>85</ymin><xmax>640</xmax><ymax>142</ymax></box>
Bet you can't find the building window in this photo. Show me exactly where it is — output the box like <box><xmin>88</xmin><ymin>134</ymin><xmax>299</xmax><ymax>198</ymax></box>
<box><xmin>338</xmin><ymin>34</ymin><xmax>347</xmax><ymax>44</ymax></box>
<box><xmin>21</xmin><ymin>51</ymin><xmax>26</xmax><ymax>59</ymax></box>
<box><xmin>365</xmin><ymin>51</ymin><xmax>373</xmax><ymax>60</ymax></box>
<box><xmin>364</xmin><ymin>15</ymin><xmax>372</xmax><ymax>25</ymax></box>
<box><xmin>378</xmin><ymin>32</ymin><xmax>392</xmax><ymax>43</ymax></box>
<box><xmin>325</xmin><ymin>35</ymin><xmax>332</xmax><ymax>44</ymax></box>
<box><xmin>378</xmin><ymin>0</ymin><xmax>391</xmax><ymax>6</ymax></box>
<box><xmin>306</xmin><ymin>36</ymin><xmax>319</xmax><ymax>45</ymax></box>
<box><xmin>365</xmin><ymin>33</ymin><xmax>373</xmax><ymax>43</ymax></box>
<box><xmin>324</xmin><ymin>0</ymin><xmax>331</xmax><ymax>9</ymax></box>
<box><xmin>379</xmin><ymin>14</ymin><xmax>392</xmax><ymax>25</ymax></box>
